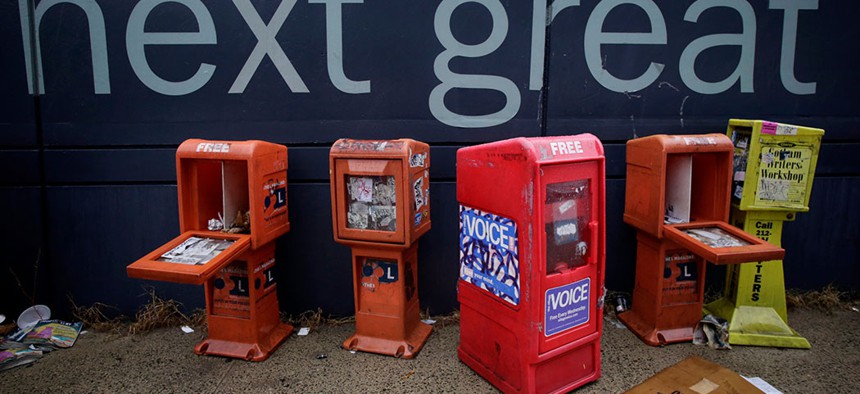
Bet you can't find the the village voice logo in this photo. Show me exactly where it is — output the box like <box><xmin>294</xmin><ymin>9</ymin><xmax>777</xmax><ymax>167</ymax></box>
<box><xmin>545</xmin><ymin>278</ymin><xmax>590</xmax><ymax>336</ymax></box>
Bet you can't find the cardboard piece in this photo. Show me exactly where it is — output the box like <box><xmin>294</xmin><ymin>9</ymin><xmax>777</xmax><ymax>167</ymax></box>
<box><xmin>625</xmin><ymin>356</ymin><xmax>764</xmax><ymax>394</ymax></box>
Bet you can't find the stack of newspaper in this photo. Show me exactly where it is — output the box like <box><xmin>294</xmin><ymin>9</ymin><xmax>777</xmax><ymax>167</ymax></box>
<box><xmin>0</xmin><ymin>320</ymin><xmax>82</xmax><ymax>372</ymax></box>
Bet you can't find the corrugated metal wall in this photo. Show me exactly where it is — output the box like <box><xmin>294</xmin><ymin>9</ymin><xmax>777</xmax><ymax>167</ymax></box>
<box><xmin>2</xmin><ymin>0</ymin><xmax>858</xmax><ymax>317</ymax></box>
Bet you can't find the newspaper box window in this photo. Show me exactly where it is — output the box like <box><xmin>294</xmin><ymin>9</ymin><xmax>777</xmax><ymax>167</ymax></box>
<box><xmin>620</xmin><ymin>134</ymin><xmax>785</xmax><ymax>347</ymax></box>
<box><xmin>457</xmin><ymin>135</ymin><xmax>606</xmax><ymax>394</ymax></box>
<box><xmin>329</xmin><ymin>139</ymin><xmax>432</xmax><ymax>359</ymax></box>
<box><xmin>127</xmin><ymin>139</ymin><xmax>293</xmax><ymax>361</ymax></box>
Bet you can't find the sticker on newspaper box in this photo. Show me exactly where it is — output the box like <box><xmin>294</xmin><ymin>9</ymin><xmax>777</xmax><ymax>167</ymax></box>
<box><xmin>545</xmin><ymin>278</ymin><xmax>590</xmax><ymax>336</ymax></box>
<box><xmin>459</xmin><ymin>205</ymin><xmax>520</xmax><ymax>305</ymax></box>
<box><xmin>755</xmin><ymin>144</ymin><xmax>813</xmax><ymax>207</ymax></box>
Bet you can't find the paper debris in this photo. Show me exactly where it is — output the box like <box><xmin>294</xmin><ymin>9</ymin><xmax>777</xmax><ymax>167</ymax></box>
<box><xmin>297</xmin><ymin>327</ymin><xmax>310</xmax><ymax>336</ymax></box>
<box><xmin>421</xmin><ymin>319</ymin><xmax>436</xmax><ymax>325</ymax></box>
<box><xmin>604</xmin><ymin>314</ymin><xmax>626</xmax><ymax>329</ymax></box>
<box><xmin>180</xmin><ymin>326</ymin><xmax>194</xmax><ymax>334</ymax></box>
<box><xmin>1</xmin><ymin>320</ymin><xmax>82</xmax><ymax>372</ymax></box>
<box><xmin>742</xmin><ymin>376</ymin><xmax>783</xmax><ymax>394</ymax></box>
<box><xmin>693</xmin><ymin>315</ymin><xmax>731</xmax><ymax>350</ymax></box>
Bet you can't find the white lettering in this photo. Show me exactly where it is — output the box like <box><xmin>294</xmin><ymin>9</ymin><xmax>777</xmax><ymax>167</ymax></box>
<box><xmin>529</xmin><ymin>0</ymin><xmax>581</xmax><ymax>90</ymax></box>
<box><xmin>679</xmin><ymin>0</ymin><xmax>756</xmax><ymax>94</ymax></box>
<box><xmin>127</xmin><ymin>0</ymin><xmax>216</xmax><ymax>96</ymax></box>
<box><xmin>19</xmin><ymin>0</ymin><xmax>110</xmax><ymax>95</ymax></box>
<box><xmin>550</xmin><ymin>141</ymin><xmax>584</xmax><ymax>156</ymax></box>
<box><xmin>548</xmin><ymin>283</ymin><xmax>589</xmax><ymax>311</ymax></box>
<box><xmin>769</xmin><ymin>0</ymin><xmax>817</xmax><ymax>95</ymax></box>
<box><xmin>430</xmin><ymin>0</ymin><xmax>520</xmax><ymax>128</ymax></box>
<box><xmin>464</xmin><ymin>213</ymin><xmax>513</xmax><ymax>250</ymax></box>
<box><xmin>230</xmin><ymin>0</ymin><xmax>309</xmax><ymax>94</ymax></box>
<box><xmin>196</xmin><ymin>142</ymin><xmax>231</xmax><ymax>152</ymax></box>
<box><xmin>584</xmin><ymin>0</ymin><xmax>666</xmax><ymax>93</ymax></box>
<box><xmin>309</xmin><ymin>0</ymin><xmax>370</xmax><ymax>94</ymax></box>
<box><xmin>16</xmin><ymin>0</ymin><xmax>821</xmax><ymax>117</ymax></box>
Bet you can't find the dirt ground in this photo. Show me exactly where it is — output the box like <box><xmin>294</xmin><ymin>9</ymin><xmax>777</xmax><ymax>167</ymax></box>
<box><xmin>3</xmin><ymin>308</ymin><xmax>859</xmax><ymax>393</ymax></box>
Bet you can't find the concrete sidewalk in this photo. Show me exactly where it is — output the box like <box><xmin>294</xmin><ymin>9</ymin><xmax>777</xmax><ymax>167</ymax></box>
<box><xmin>4</xmin><ymin>308</ymin><xmax>859</xmax><ymax>393</ymax></box>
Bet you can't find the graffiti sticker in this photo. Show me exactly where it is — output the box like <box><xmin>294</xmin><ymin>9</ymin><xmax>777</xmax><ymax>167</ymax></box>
<box><xmin>459</xmin><ymin>205</ymin><xmax>520</xmax><ymax>305</ymax></box>
<box><xmin>413</xmin><ymin>176</ymin><xmax>425</xmax><ymax>209</ymax></box>
<box><xmin>360</xmin><ymin>259</ymin><xmax>398</xmax><ymax>292</ymax></box>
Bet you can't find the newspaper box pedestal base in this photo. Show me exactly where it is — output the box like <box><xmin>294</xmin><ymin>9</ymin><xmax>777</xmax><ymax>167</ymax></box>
<box><xmin>342</xmin><ymin>244</ymin><xmax>431</xmax><ymax>359</ymax></box>
<box><xmin>195</xmin><ymin>243</ymin><xmax>294</xmax><ymax>361</ymax></box>
<box><xmin>704</xmin><ymin>210</ymin><xmax>811</xmax><ymax>349</ymax></box>
<box><xmin>343</xmin><ymin>322</ymin><xmax>432</xmax><ymax>359</ymax></box>
<box><xmin>195</xmin><ymin>322</ymin><xmax>293</xmax><ymax>362</ymax></box>
<box><xmin>705</xmin><ymin>300</ymin><xmax>810</xmax><ymax>349</ymax></box>
<box><xmin>617</xmin><ymin>233</ymin><xmax>705</xmax><ymax>346</ymax></box>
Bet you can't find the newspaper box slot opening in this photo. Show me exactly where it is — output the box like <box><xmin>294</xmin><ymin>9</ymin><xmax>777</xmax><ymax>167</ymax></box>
<box><xmin>127</xmin><ymin>231</ymin><xmax>252</xmax><ymax>285</ymax></box>
<box><xmin>663</xmin><ymin>221</ymin><xmax>785</xmax><ymax>265</ymax></box>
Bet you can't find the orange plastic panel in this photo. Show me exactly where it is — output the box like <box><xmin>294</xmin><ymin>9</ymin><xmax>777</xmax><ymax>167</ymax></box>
<box><xmin>624</xmin><ymin>134</ymin><xmax>733</xmax><ymax>239</ymax></box>
<box><xmin>197</xmin><ymin>243</ymin><xmax>293</xmax><ymax>361</ymax></box>
<box><xmin>663</xmin><ymin>221</ymin><xmax>785</xmax><ymax>265</ymax></box>
<box><xmin>127</xmin><ymin>231</ymin><xmax>250</xmax><ymax>285</ymax></box>
<box><xmin>176</xmin><ymin>139</ymin><xmax>289</xmax><ymax>250</ymax></box>
<box><xmin>342</xmin><ymin>244</ymin><xmax>432</xmax><ymax>359</ymax></box>
<box><xmin>329</xmin><ymin>139</ymin><xmax>430</xmax><ymax>247</ymax></box>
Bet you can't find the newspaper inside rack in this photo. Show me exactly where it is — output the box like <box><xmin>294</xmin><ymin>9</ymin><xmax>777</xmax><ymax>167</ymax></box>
<box><xmin>157</xmin><ymin>236</ymin><xmax>236</xmax><ymax>265</ymax></box>
<box><xmin>682</xmin><ymin>227</ymin><xmax>750</xmax><ymax>248</ymax></box>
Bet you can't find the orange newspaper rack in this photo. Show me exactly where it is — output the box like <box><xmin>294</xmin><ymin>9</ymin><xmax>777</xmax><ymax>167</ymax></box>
<box><xmin>128</xmin><ymin>139</ymin><xmax>292</xmax><ymax>361</ymax></box>
<box><xmin>329</xmin><ymin>138</ymin><xmax>432</xmax><ymax>359</ymax></box>
<box><xmin>620</xmin><ymin>134</ymin><xmax>785</xmax><ymax>346</ymax></box>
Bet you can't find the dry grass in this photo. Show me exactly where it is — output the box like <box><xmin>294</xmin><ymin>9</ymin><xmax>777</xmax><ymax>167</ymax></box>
<box><xmin>786</xmin><ymin>284</ymin><xmax>847</xmax><ymax>312</ymax></box>
<box><xmin>70</xmin><ymin>288</ymin><xmax>205</xmax><ymax>336</ymax></box>
<box><xmin>703</xmin><ymin>286</ymin><xmax>724</xmax><ymax>304</ymax></box>
<box><xmin>279</xmin><ymin>307</ymin><xmax>461</xmax><ymax>332</ymax></box>
<box><xmin>283</xmin><ymin>308</ymin><xmax>356</xmax><ymax>330</ymax></box>
<box><xmin>128</xmin><ymin>288</ymin><xmax>196</xmax><ymax>335</ymax></box>
<box><xmin>69</xmin><ymin>285</ymin><xmax>856</xmax><ymax>337</ymax></box>
<box><xmin>604</xmin><ymin>286</ymin><xmax>857</xmax><ymax>315</ymax></box>
<box><xmin>70</xmin><ymin>297</ymin><xmax>127</xmax><ymax>335</ymax></box>
<box><xmin>420</xmin><ymin>308</ymin><xmax>460</xmax><ymax>330</ymax></box>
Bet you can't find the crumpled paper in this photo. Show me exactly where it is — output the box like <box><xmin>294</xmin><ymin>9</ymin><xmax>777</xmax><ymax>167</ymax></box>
<box><xmin>693</xmin><ymin>314</ymin><xmax>731</xmax><ymax>350</ymax></box>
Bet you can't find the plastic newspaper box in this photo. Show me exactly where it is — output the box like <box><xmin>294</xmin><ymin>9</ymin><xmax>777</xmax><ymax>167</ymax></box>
<box><xmin>705</xmin><ymin>119</ymin><xmax>824</xmax><ymax>349</ymax></box>
<box><xmin>620</xmin><ymin>134</ymin><xmax>785</xmax><ymax>346</ymax></box>
<box><xmin>329</xmin><ymin>138</ymin><xmax>432</xmax><ymax>359</ymax></box>
<box><xmin>127</xmin><ymin>139</ymin><xmax>292</xmax><ymax>361</ymax></box>
<box><xmin>457</xmin><ymin>135</ymin><xmax>606</xmax><ymax>394</ymax></box>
